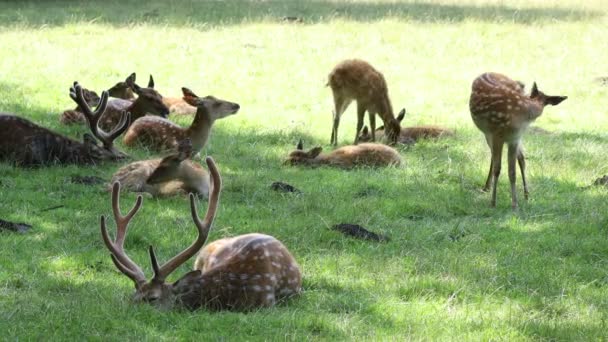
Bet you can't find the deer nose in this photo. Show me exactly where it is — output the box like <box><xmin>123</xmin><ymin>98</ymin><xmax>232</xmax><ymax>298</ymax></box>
<box><xmin>232</xmin><ymin>104</ymin><xmax>240</xmax><ymax>111</ymax></box>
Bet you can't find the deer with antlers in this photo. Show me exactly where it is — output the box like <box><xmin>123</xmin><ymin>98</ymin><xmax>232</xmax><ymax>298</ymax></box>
<box><xmin>109</xmin><ymin>139</ymin><xmax>211</xmax><ymax>198</ymax></box>
<box><xmin>285</xmin><ymin>140</ymin><xmax>401</xmax><ymax>168</ymax></box>
<box><xmin>0</xmin><ymin>83</ymin><xmax>129</xmax><ymax>166</ymax></box>
<box><xmin>358</xmin><ymin>109</ymin><xmax>454</xmax><ymax>144</ymax></box>
<box><xmin>469</xmin><ymin>72</ymin><xmax>567</xmax><ymax>208</ymax></box>
<box><xmin>328</xmin><ymin>59</ymin><xmax>403</xmax><ymax>146</ymax></box>
<box><xmin>123</xmin><ymin>87</ymin><xmax>240</xmax><ymax>153</ymax></box>
<box><xmin>101</xmin><ymin>158</ymin><xmax>302</xmax><ymax>310</ymax></box>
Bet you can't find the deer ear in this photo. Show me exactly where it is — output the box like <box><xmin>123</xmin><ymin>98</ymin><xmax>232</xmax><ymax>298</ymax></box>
<box><xmin>397</xmin><ymin>108</ymin><xmax>406</xmax><ymax>122</ymax></box>
<box><xmin>530</xmin><ymin>82</ymin><xmax>539</xmax><ymax>98</ymax></box>
<box><xmin>182</xmin><ymin>87</ymin><xmax>199</xmax><ymax>106</ymax></box>
<box><xmin>148</xmin><ymin>75</ymin><xmax>155</xmax><ymax>89</ymax></box>
<box><xmin>545</xmin><ymin>95</ymin><xmax>567</xmax><ymax>106</ymax></box>
<box><xmin>308</xmin><ymin>146</ymin><xmax>323</xmax><ymax>158</ymax></box>
<box><xmin>296</xmin><ymin>139</ymin><xmax>303</xmax><ymax>150</ymax></box>
<box><xmin>362</xmin><ymin>126</ymin><xmax>369</xmax><ymax>135</ymax></box>
<box><xmin>127</xmin><ymin>73</ymin><xmax>136</xmax><ymax>84</ymax></box>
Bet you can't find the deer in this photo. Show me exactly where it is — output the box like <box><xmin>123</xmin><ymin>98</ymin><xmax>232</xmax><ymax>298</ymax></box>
<box><xmin>285</xmin><ymin>140</ymin><xmax>401</xmax><ymax>168</ymax></box>
<box><xmin>59</xmin><ymin>87</ymin><xmax>101</xmax><ymax>125</ymax></box>
<box><xmin>123</xmin><ymin>87</ymin><xmax>240</xmax><ymax>153</ymax></box>
<box><xmin>107</xmin><ymin>74</ymin><xmax>137</xmax><ymax>100</ymax></box>
<box><xmin>100</xmin><ymin>157</ymin><xmax>302</xmax><ymax>311</ymax></box>
<box><xmin>469</xmin><ymin>72</ymin><xmax>567</xmax><ymax>209</ymax></box>
<box><xmin>328</xmin><ymin>59</ymin><xmax>403</xmax><ymax>146</ymax></box>
<box><xmin>0</xmin><ymin>83</ymin><xmax>129</xmax><ymax>166</ymax></box>
<box><xmin>358</xmin><ymin>108</ymin><xmax>454</xmax><ymax>144</ymax></box>
<box><xmin>109</xmin><ymin>139</ymin><xmax>211</xmax><ymax>198</ymax></box>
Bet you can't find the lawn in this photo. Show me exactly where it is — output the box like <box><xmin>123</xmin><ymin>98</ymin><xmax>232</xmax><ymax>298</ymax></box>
<box><xmin>1</xmin><ymin>0</ymin><xmax>608</xmax><ymax>340</ymax></box>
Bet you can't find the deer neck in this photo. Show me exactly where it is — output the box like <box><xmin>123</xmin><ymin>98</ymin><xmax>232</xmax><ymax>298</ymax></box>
<box><xmin>186</xmin><ymin>108</ymin><xmax>214</xmax><ymax>153</ymax></box>
<box><xmin>127</xmin><ymin>100</ymin><xmax>149</xmax><ymax>120</ymax></box>
<box><xmin>525</xmin><ymin>99</ymin><xmax>544</xmax><ymax>121</ymax></box>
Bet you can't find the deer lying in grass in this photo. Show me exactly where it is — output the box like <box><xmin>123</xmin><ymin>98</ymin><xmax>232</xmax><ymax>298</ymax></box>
<box><xmin>101</xmin><ymin>158</ymin><xmax>302</xmax><ymax>311</ymax></box>
<box><xmin>108</xmin><ymin>74</ymin><xmax>137</xmax><ymax>100</ymax></box>
<box><xmin>328</xmin><ymin>59</ymin><xmax>403</xmax><ymax>146</ymax></box>
<box><xmin>0</xmin><ymin>83</ymin><xmax>129</xmax><ymax>166</ymax></box>
<box><xmin>59</xmin><ymin>87</ymin><xmax>101</xmax><ymax>125</ymax></box>
<box><xmin>109</xmin><ymin>139</ymin><xmax>210</xmax><ymax>198</ymax></box>
<box><xmin>469</xmin><ymin>72</ymin><xmax>566</xmax><ymax>208</ymax></box>
<box><xmin>285</xmin><ymin>140</ymin><xmax>401</xmax><ymax>168</ymax></box>
<box><xmin>358</xmin><ymin>109</ymin><xmax>454</xmax><ymax>144</ymax></box>
<box><xmin>123</xmin><ymin>87</ymin><xmax>240</xmax><ymax>153</ymax></box>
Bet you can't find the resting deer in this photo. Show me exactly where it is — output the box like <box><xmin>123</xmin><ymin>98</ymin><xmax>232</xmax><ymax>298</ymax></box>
<box><xmin>101</xmin><ymin>158</ymin><xmax>302</xmax><ymax>311</ymax></box>
<box><xmin>108</xmin><ymin>74</ymin><xmax>137</xmax><ymax>100</ymax></box>
<box><xmin>109</xmin><ymin>139</ymin><xmax>211</xmax><ymax>198</ymax></box>
<box><xmin>59</xmin><ymin>87</ymin><xmax>101</xmax><ymax>125</ymax></box>
<box><xmin>358</xmin><ymin>109</ymin><xmax>454</xmax><ymax>144</ymax></box>
<box><xmin>0</xmin><ymin>83</ymin><xmax>129</xmax><ymax>166</ymax></box>
<box><xmin>469</xmin><ymin>72</ymin><xmax>566</xmax><ymax>208</ymax></box>
<box><xmin>123</xmin><ymin>88</ymin><xmax>240</xmax><ymax>153</ymax></box>
<box><xmin>285</xmin><ymin>140</ymin><xmax>401</xmax><ymax>168</ymax></box>
<box><xmin>328</xmin><ymin>59</ymin><xmax>403</xmax><ymax>146</ymax></box>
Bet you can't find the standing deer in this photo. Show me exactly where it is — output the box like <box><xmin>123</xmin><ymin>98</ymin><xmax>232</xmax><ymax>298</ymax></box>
<box><xmin>109</xmin><ymin>139</ymin><xmax>211</xmax><ymax>198</ymax></box>
<box><xmin>101</xmin><ymin>158</ymin><xmax>302</xmax><ymax>311</ymax></box>
<box><xmin>0</xmin><ymin>83</ymin><xmax>129</xmax><ymax>166</ymax></box>
<box><xmin>328</xmin><ymin>59</ymin><xmax>403</xmax><ymax>146</ymax></box>
<box><xmin>469</xmin><ymin>72</ymin><xmax>566</xmax><ymax>208</ymax></box>
<box><xmin>123</xmin><ymin>87</ymin><xmax>240</xmax><ymax>153</ymax></box>
<box><xmin>59</xmin><ymin>87</ymin><xmax>101</xmax><ymax>125</ymax></box>
<box><xmin>285</xmin><ymin>140</ymin><xmax>401</xmax><ymax>168</ymax></box>
<box><xmin>358</xmin><ymin>109</ymin><xmax>454</xmax><ymax>144</ymax></box>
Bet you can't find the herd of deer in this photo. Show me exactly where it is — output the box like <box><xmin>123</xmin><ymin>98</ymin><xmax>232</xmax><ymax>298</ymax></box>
<box><xmin>0</xmin><ymin>59</ymin><xmax>566</xmax><ymax>311</ymax></box>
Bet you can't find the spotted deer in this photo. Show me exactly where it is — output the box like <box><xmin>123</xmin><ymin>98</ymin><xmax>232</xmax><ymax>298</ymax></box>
<box><xmin>109</xmin><ymin>139</ymin><xmax>211</xmax><ymax>198</ymax></box>
<box><xmin>328</xmin><ymin>59</ymin><xmax>403</xmax><ymax>146</ymax></box>
<box><xmin>0</xmin><ymin>83</ymin><xmax>129</xmax><ymax>166</ymax></box>
<box><xmin>101</xmin><ymin>158</ymin><xmax>302</xmax><ymax>311</ymax></box>
<box><xmin>358</xmin><ymin>109</ymin><xmax>454</xmax><ymax>144</ymax></box>
<box><xmin>59</xmin><ymin>87</ymin><xmax>101</xmax><ymax>125</ymax></box>
<box><xmin>286</xmin><ymin>140</ymin><xmax>401</xmax><ymax>168</ymax></box>
<box><xmin>123</xmin><ymin>88</ymin><xmax>240</xmax><ymax>153</ymax></box>
<box><xmin>469</xmin><ymin>72</ymin><xmax>566</xmax><ymax>208</ymax></box>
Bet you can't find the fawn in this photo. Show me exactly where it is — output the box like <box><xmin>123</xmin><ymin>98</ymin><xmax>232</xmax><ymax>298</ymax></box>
<box><xmin>107</xmin><ymin>73</ymin><xmax>137</xmax><ymax>100</ymax></box>
<box><xmin>109</xmin><ymin>139</ymin><xmax>211</xmax><ymax>198</ymax></box>
<box><xmin>59</xmin><ymin>87</ymin><xmax>101</xmax><ymax>125</ymax></box>
<box><xmin>358</xmin><ymin>109</ymin><xmax>454</xmax><ymax>144</ymax></box>
<box><xmin>0</xmin><ymin>83</ymin><xmax>129</xmax><ymax>166</ymax></box>
<box><xmin>469</xmin><ymin>72</ymin><xmax>566</xmax><ymax>208</ymax></box>
<box><xmin>285</xmin><ymin>140</ymin><xmax>401</xmax><ymax>168</ymax></box>
<box><xmin>328</xmin><ymin>59</ymin><xmax>403</xmax><ymax>146</ymax></box>
<box><xmin>101</xmin><ymin>158</ymin><xmax>302</xmax><ymax>311</ymax></box>
<box><xmin>123</xmin><ymin>87</ymin><xmax>240</xmax><ymax>153</ymax></box>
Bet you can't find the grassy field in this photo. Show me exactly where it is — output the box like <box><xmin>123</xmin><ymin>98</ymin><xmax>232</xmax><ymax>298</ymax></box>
<box><xmin>1</xmin><ymin>0</ymin><xmax>608</xmax><ymax>340</ymax></box>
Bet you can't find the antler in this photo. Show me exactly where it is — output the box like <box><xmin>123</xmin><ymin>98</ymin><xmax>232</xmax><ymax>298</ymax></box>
<box><xmin>150</xmin><ymin>157</ymin><xmax>222</xmax><ymax>282</ymax></box>
<box><xmin>70</xmin><ymin>82</ymin><xmax>131</xmax><ymax>152</ymax></box>
<box><xmin>101</xmin><ymin>182</ymin><xmax>146</xmax><ymax>288</ymax></box>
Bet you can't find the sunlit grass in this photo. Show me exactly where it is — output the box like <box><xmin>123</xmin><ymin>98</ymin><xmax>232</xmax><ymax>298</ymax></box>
<box><xmin>1</xmin><ymin>0</ymin><xmax>608</xmax><ymax>340</ymax></box>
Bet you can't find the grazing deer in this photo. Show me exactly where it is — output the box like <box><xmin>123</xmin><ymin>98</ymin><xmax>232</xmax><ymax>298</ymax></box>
<box><xmin>328</xmin><ymin>59</ymin><xmax>403</xmax><ymax>146</ymax></box>
<box><xmin>59</xmin><ymin>87</ymin><xmax>101</xmax><ymax>125</ymax></box>
<box><xmin>358</xmin><ymin>109</ymin><xmax>454</xmax><ymax>144</ymax></box>
<box><xmin>285</xmin><ymin>140</ymin><xmax>401</xmax><ymax>168</ymax></box>
<box><xmin>101</xmin><ymin>158</ymin><xmax>302</xmax><ymax>311</ymax></box>
<box><xmin>469</xmin><ymin>72</ymin><xmax>566</xmax><ymax>208</ymax></box>
<box><xmin>123</xmin><ymin>87</ymin><xmax>240</xmax><ymax>153</ymax></box>
<box><xmin>0</xmin><ymin>83</ymin><xmax>129</xmax><ymax>166</ymax></box>
<box><xmin>109</xmin><ymin>139</ymin><xmax>211</xmax><ymax>198</ymax></box>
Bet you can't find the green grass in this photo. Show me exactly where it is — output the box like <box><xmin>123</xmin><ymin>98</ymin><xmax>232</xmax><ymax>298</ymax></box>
<box><xmin>1</xmin><ymin>0</ymin><xmax>608</xmax><ymax>340</ymax></box>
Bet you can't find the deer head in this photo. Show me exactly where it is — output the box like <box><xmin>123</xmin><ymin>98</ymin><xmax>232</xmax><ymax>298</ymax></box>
<box><xmin>182</xmin><ymin>88</ymin><xmax>240</xmax><ymax>120</ymax></box>
<box><xmin>126</xmin><ymin>73</ymin><xmax>170</xmax><ymax>118</ymax></box>
<box><xmin>529</xmin><ymin>82</ymin><xmax>567</xmax><ymax>106</ymax></box>
<box><xmin>70</xmin><ymin>82</ymin><xmax>130</xmax><ymax>160</ymax></box>
<box><xmin>101</xmin><ymin>157</ymin><xmax>221</xmax><ymax>308</ymax></box>
<box><xmin>146</xmin><ymin>139</ymin><xmax>195</xmax><ymax>185</ymax></box>
<box><xmin>108</xmin><ymin>73</ymin><xmax>137</xmax><ymax>100</ymax></box>
<box><xmin>285</xmin><ymin>140</ymin><xmax>323</xmax><ymax>166</ymax></box>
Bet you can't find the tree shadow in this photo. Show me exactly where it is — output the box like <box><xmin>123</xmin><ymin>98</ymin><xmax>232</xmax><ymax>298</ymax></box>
<box><xmin>0</xmin><ymin>0</ymin><xmax>601</xmax><ymax>29</ymax></box>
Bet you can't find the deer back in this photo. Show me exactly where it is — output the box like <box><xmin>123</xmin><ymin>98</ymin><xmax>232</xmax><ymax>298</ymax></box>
<box><xmin>123</xmin><ymin>116</ymin><xmax>188</xmax><ymax>151</ymax></box>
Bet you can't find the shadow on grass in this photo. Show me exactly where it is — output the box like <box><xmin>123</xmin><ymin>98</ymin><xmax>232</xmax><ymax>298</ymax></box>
<box><xmin>0</xmin><ymin>0</ymin><xmax>601</xmax><ymax>29</ymax></box>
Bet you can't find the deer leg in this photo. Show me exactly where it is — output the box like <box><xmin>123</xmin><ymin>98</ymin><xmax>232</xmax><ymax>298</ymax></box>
<box><xmin>517</xmin><ymin>146</ymin><xmax>529</xmax><ymax>200</ymax></box>
<box><xmin>507</xmin><ymin>143</ymin><xmax>518</xmax><ymax>209</ymax></box>
<box><xmin>354</xmin><ymin>102</ymin><xmax>366</xmax><ymax>144</ymax></box>
<box><xmin>331</xmin><ymin>94</ymin><xmax>350</xmax><ymax>146</ymax></box>
<box><xmin>490</xmin><ymin>139</ymin><xmax>504</xmax><ymax>208</ymax></box>
<box><xmin>368</xmin><ymin>111</ymin><xmax>377</xmax><ymax>143</ymax></box>
<box><xmin>483</xmin><ymin>135</ymin><xmax>493</xmax><ymax>191</ymax></box>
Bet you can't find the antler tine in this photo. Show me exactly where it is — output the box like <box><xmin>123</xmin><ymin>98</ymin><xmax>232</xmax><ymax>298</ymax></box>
<box><xmin>100</xmin><ymin>182</ymin><xmax>146</xmax><ymax>287</ymax></box>
<box><xmin>149</xmin><ymin>246</ymin><xmax>161</xmax><ymax>281</ymax></box>
<box><xmin>104</xmin><ymin>111</ymin><xmax>131</xmax><ymax>143</ymax></box>
<box><xmin>70</xmin><ymin>82</ymin><xmax>117</xmax><ymax>148</ymax></box>
<box><xmin>154</xmin><ymin>157</ymin><xmax>222</xmax><ymax>281</ymax></box>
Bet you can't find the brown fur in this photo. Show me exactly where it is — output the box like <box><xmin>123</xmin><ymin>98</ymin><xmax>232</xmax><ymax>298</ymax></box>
<box><xmin>469</xmin><ymin>72</ymin><xmax>567</xmax><ymax>208</ymax></box>
<box><xmin>59</xmin><ymin>87</ymin><xmax>100</xmax><ymax>125</ymax></box>
<box><xmin>123</xmin><ymin>88</ymin><xmax>239</xmax><ymax>153</ymax></box>
<box><xmin>328</xmin><ymin>59</ymin><xmax>402</xmax><ymax>145</ymax></box>
<box><xmin>163</xmin><ymin>96</ymin><xmax>197</xmax><ymax>115</ymax></box>
<box><xmin>358</xmin><ymin>110</ymin><xmax>453</xmax><ymax>144</ymax></box>
<box><xmin>286</xmin><ymin>141</ymin><xmax>401</xmax><ymax>168</ymax></box>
